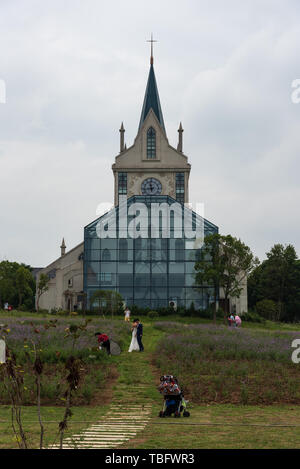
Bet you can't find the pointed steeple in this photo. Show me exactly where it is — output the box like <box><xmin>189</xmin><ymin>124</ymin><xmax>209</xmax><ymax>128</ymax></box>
<box><xmin>138</xmin><ymin>63</ymin><xmax>165</xmax><ymax>132</ymax></box>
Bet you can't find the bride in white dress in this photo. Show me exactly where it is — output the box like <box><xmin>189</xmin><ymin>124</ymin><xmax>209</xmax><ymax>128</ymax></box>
<box><xmin>128</xmin><ymin>323</ymin><xmax>140</xmax><ymax>352</ymax></box>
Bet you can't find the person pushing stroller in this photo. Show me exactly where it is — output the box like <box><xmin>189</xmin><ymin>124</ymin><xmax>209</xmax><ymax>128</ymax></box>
<box><xmin>158</xmin><ymin>375</ymin><xmax>190</xmax><ymax>418</ymax></box>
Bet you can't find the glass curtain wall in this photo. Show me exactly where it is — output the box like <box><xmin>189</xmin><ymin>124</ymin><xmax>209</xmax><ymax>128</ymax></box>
<box><xmin>84</xmin><ymin>195</ymin><xmax>218</xmax><ymax>309</ymax></box>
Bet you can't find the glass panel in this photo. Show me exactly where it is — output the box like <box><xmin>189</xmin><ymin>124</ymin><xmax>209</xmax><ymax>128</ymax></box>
<box><xmin>151</xmin><ymin>288</ymin><xmax>168</xmax><ymax>299</ymax></box>
<box><xmin>185</xmin><ymin>262</ymin><xmax>196</xmax><ymax>273</ymax></box>
<box><xmin>134</xmin><ymin>274</ymin><xmax>151</xmax><ymax>286</ymax></box>
<box><xmin>101</xmin><ymin>262</ymin><xmax>117</xmax><ymax>273</ymax></box>
<box><xmin>98</xmin><ymin>272</ymin><xmax>116</xmax><ymax>286</ymax></box>
<box><xmin>90</xmin><ymin>239</ymin><xmax>100</xmax><ymax>250</ymax></box>
<box><xmin>134</xmin><ymin>287</ymin><xmax>151</xmax><ymax>300</ymax></box>
<box><xmin>152</xmin><ymin>262</ymin><xmax>167</xmax><ymax>274</ymax></box>
<box><xmin>118</xmin><ymin>274</ymin><xmax>134</xmax><ymax>287</ymax></box>
<box><xmin>87</xmin><ymin>262</ymin><xmax>100</xmax><ymax>274</ymax></box>
<box><xmin>169</xmin><ymin>273</ymin><xmax>185</xmax><ymax>286</ymax></box>
<box><xmin>151</xmin><ymin>274</ymin><xmax>167</xmax><ymax>287</ymax></box>
<box><xmin>169</xmin><ymin>263</ymin><xmax>184</xmax><ymax>273</ymax></box>
<box><xmin>185</xmin><ymin>273</ymin><xmax>196</xmax><ymax>287</ymax></box>
<box><xmin>88</xmin><ymin>250</ymin><xmax>101</xmax><ymax>261</ymax></box>
<box><xmin>118</xmin><ymin>263</ymin><xmax>133</xmax><ymax>273</ymax></box>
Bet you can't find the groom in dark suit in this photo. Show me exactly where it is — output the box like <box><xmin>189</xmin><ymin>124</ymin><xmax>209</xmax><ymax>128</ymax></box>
<box><xmin>134</xmin><ymin>318</ymin><xmax>144</xmax><ymax>352</ymax></box>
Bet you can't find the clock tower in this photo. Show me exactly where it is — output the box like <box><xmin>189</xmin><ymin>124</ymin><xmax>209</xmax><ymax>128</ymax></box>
<box><xmin>112</xmin><ymin>52</ymin><xmax>191</xmax><ymax>206</ymax></box>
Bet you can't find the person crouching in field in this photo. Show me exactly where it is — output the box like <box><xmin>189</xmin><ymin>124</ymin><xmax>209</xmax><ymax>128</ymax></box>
<box><xmin>95</xmin><ymin>332</ymin><xmax>111</xmax><ymax>355</ymax></box>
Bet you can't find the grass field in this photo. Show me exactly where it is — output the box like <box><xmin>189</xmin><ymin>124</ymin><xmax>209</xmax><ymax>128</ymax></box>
<box><xmin>0</xmin><ymin>313</ymin><xmax>299</xmax><ymax>449</ymax></box>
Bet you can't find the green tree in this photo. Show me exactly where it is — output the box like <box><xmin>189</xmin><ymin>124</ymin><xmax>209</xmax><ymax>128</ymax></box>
<box><xmin>90</xmin><ymin>290</ymin><xmax>123</xmax><ymax>317</ymax></box>
<box><xmin>36</xmin><ymin>273</ymin><xmax>50</xmax><ymax>312</ymax></box>
<box><xmin>195</xmin><ymin>234</ymin><xmax>259</xmax><ymax>320</ymax></box>
<box><xmin>248</xmin><ymin>244</ymin><xmax>300</xmax><ymax>321</ymax></box>
<box><xmin>194</xmin><ymin>233</ymin><xmax>223</xmax><ymax>323</ymax></box>
<box><xmin>0</xmin><ymin>261</ymin><xmax>35</xmax><ymax>309</ymax></box>
<box><xmin>15</xmin><ymin>266</ymin><xmax>34</xmax><ymax>309</ymax></box>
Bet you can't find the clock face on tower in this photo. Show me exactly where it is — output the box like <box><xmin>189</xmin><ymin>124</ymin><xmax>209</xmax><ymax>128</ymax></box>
<box><xmin>141</xmin><ymin>178</ymin><xmax>162</xmax><ymax>196</ymax></box>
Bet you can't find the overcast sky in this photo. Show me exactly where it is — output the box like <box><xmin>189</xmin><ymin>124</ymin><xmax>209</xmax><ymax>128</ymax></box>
<box><xmin>0</xmin><ymin>0</ymin><xmax>299</xmax><ymax>267</ymax></box>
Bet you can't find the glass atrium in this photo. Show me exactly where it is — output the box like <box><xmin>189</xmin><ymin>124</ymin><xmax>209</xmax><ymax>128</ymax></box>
<box><xmin>84</xmin><ymin>196</ymin><xmax>218</xmax><ymax>309</ymax></box>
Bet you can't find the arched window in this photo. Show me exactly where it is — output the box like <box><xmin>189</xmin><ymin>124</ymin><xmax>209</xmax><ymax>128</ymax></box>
<box><xmin>147</xmin><ymin>127</ymin><xmax>156</xmax><ymax>159</ymax></box>
<box><xmin>102</xmin><ymin>249</ymin><xmax>111</xmax><ymax>262</ymax></box>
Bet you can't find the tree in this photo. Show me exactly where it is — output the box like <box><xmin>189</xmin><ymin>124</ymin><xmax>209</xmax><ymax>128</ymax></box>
<box><xmin>219</xmin><ymin>235</ymin><xmax>259</xmax><ymax>312</ymax></box>
<box><xmin>0</xmin><ymin>261</ymin><xmax>35</xmax><ymax>310</ymax></box>
<box><xmin>194</xmin><ymin>233</ymin><xmax>224</xmax><ymax>323</ymax></box>
<box><xmin>90</xmin><ymin>290</ymin><xmax>108</xmax><ymax>316</ymax></box>
<box><xmin>248</xmin><ymin>244</ymin><xmax>300</xmax><ymax>322</ymax></box>
<box><xmin>15</xmin><ymin>266</ymin><xmax>34</xmax><ymax>309</ymax></box>
<box><xmin>36</xmin><ymin>274</ymin><xmax>50</xmax><ymax>312</ymax></box>
<box><xmin>105</xmin><ymin>290</ymin><xmax>123</xmax><ymax>318</ymax></box>
<box><xmin>89</xmin><ymin>290</ymin><xmax>123</xmax><ymax>317</ymax></box>
<box><xmin>195</xmin><ymin>234</ymin><xmax>259</xmax><ymax>320</ymax></box>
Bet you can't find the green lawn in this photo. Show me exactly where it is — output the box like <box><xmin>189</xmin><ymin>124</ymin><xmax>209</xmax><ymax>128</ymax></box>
<box><xmin>123</xmin><ymin>404</ymin><xmax>300</xmax><ymax>449</ymax></box>
<box><xmin>0</xmin><ymin>405</ymin><xmax>110</xmax><ymax>449</ymax></box>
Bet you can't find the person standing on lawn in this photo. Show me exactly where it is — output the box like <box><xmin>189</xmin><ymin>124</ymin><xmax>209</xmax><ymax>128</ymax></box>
<box><xmin>124</xmin><ymin>307</ymin><xmax>131</xmax><ymax>322</ymax></box>
<box><xmin>134</xmin><ymin>318</ymin><xmax>144</xmax><ymax>352</ymax></box>
<box><xmin>95</xmin><ymin>332</ymin><xmax>111</xmax><ymax>355</ymax></box>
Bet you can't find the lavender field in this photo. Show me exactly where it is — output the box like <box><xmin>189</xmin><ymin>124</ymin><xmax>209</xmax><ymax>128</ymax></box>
<box><xmin>0</xmin><ymin>317</ymin><xmax>131</xmax><ymax>405</ymax></box>
<box><xmin>153</xmin><ymin>322</ymin><xmax>300</xmax><ymax>405</ymax></box>
<box><xmin>0</xmin><ymin>316</ymin><xmax>130</xmax><ymax>362</ymax></box>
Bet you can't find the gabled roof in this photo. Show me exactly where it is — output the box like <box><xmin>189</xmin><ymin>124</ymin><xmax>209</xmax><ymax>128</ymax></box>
<box><xmin>138</xmin><ymin>64</ymin><xmax>165</xmax><ymax>132</ymax></box>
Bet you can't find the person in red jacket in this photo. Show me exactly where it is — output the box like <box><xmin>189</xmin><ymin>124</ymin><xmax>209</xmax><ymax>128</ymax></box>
<box><xmin>95</xmin><ymin>332</ymin><xmax>111</xmax><ymax>355</ymax></box>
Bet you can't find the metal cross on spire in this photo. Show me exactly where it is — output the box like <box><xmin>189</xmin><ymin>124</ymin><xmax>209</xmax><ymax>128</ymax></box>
<box><xmin>147</xmin><ymin>33</ymin><xmax>157</xmax><ymax>65</ymax></box>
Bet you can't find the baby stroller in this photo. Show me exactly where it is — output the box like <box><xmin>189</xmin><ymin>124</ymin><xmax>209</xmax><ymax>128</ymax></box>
<box><xmin>158</xmin><ymin>375</ymin><xmax>190</xmax><ymax>418</ymax></box>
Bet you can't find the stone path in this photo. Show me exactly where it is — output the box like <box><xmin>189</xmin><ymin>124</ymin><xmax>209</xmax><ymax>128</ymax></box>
<box><xmin>53</xmin><ymin>385</ymin><xmax>153</xmax><ymax>449</ymax></box>
<box><xmin>52</xmin><ymin>324</ymin><xmax>161</xmax><ymax>449</ymax></box>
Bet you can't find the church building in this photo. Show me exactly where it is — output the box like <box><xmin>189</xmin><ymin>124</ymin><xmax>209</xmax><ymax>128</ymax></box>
<box><xmin>37</xmin><ymin>50</ymin><xmax>247</xmax><ymax>314</ymax></box>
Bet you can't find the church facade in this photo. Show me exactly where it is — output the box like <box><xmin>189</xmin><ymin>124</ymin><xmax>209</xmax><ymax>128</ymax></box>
<box><xmin>37</xmin><ymin>55</ymin><xmax>247</xmax><ymax>314</ymax></box>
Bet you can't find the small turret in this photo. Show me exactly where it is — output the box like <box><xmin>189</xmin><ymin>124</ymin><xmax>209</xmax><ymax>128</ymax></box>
<box><xmin>119</xmin><ymin>122</ymin><xmax>125</xmax><ymax>153</ymax></box>
<box><xmin>60</xmin><ymin>238</ymin><xmax>66</xmax><ymax>257</ymax></box>
<box><xmin>177</xmin><ymin>122</ymin><xmax>184</xmax><ymax>152</ymax></box>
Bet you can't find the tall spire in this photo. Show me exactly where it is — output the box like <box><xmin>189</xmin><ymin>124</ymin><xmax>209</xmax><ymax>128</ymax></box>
<box><xmin>138</xmin><ymin>37</ymin><xmax>165</xmax><ymax>132</ymax></box>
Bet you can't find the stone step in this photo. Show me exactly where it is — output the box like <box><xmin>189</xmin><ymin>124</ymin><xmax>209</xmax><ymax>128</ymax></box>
<box><xmin>73</xmin><ymin>436</ymin><xmax>135</xmax><ymax>440</ymax></box>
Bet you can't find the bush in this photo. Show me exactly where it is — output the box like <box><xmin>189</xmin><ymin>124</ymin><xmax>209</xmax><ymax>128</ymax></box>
<box><xmin>147</xmin><ymin>311</ymin><xmax>159</xmax><ymax>319</ymax></box>
<box><xmin>256</xmin><ymin>299</ymin><xmax>279</xmax><ymax>321</ymax></box>
<box><xmin>242</xmin><ymin>311</ymin><xmax>265</xmax><ymax>323</ymax></box>
<box><xmin>198</xmin><ymin>309</ymin><xmax>212</xmax><ymax>319</ymax></box>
